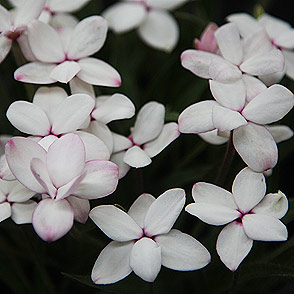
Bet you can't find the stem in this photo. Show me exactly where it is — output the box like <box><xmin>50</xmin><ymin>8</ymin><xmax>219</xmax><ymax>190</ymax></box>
<box><xmin>148</xmin><ymin>283</ymin><xmax>154</xmax><ymax>294</ymax></box>
<box><xmin>215</xmin><ymin>132</ymin><xmax>235</xmax><ymax>186</ymax></box>
<box><xmin>230</xmin><ymin>269</ymin><xmax>240</xmax><ymax>294</ymax></box>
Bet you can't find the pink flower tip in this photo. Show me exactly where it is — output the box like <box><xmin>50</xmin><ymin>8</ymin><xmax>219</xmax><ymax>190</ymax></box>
<box><xmin>15</xmin><ymin>74</ymin><xmax>24</xmax><ymax>81</ymax></box>
<box><xmin>114</xmin><ymin>78</ymin><xmax>122</xmax><ymax>87</ymax></box>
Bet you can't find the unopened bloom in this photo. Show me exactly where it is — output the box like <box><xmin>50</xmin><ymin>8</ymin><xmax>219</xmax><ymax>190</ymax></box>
<box><xmin>14</xmin><ymin>16</ymin><xmax>121</xmax><ymax>85</ymax></box>
<box><xmin>186</xmin><ymin>167</ymin><xmax>288</xmax><ymax>271</ymax></box>
<box><xmin>194</xmin><ymin>22</ymin><xmax>219</xmax><ymax>53</ymax></box>
<box><xmin>103</xmin><ymin>0</ymin><xmax>188</xmax><ymax>52</ymax></box>
<box><xmin>90</xmin><ymin>189</ymin><xmax>210</xmax><ymax>283</ymax></box>
<box><xmin>5</xmin><ymin>133</ymin><xmax>119</xmax><ymax>241</ymax></box>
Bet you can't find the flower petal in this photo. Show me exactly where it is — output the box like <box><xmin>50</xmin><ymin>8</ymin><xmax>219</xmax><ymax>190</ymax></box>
<box><xmin>0</xmin><ymin>4</ymin><xmax>11</xmax><ymax>31</ymax></box>
<box><xmin>51</xmin><ymin>93</ymin><xmax>94</xmax><ymax>135</ymax></box>
<box><xmin>110</xmin><ymin>151</ymin><xmax>130</xmax><ymax>179</ymax></box>
<box><xmin>128</xmin><ymin>193</ymin><xmax>156</xmax><ymax>228</ymax></box>
<box><xmin>242</xmin><ymin>214</ymin><xmax>287</xmax><ymax>241</ymax></box>
<box><xmin>67</xmin><ymin>196</ymin><xmax>90</xmax><ymax>223</ymax></box>
<box><xmin>242</xmin><ymin>84</ymin><xmax>294</xmax><ymax>125</ymax></box>
<box><xmin>77</xmin><ymin>57</ymin><xmax>121</xmax><ymax>87</ymax></box>
<box><xmin>144</xmin><ymin>188</ymin><xmax>185</xmax><ymax>236</ymax></box>
<box><xmin>138</xmin><ymin>10</ymin><xmax>179</xmax><ymax>52</ymax></box>
<box><xmin>49</xmin><ymin>60</ymin><xmax>81</xmax><ymax>83</ymax></box>
<box><xmin>91</xmin><ymin>240</ymin><xmax>133</xmax><ymax>284</ymax></box>
<box><xmin>6</xmin><ymin>101</ymin><xmax>51</xmax><ymax>136</ymax></box>
<box><xmin>214</xmin><ymin>23</ymin><xmax>242</xmax><ymax>65</ymax></box>
<box><xmin>216</xmin><ymin>222</ymin><xmax>253</xmax><ymax>271</ymax></box>
<box><xmin>242</xmin><ymin>74</ymin><xmax>267</xmax><ymax>102</ymax></box>
<box><xmin>155</xmin><ymin>229</ymin><xmax>211</xmax><ymax>270</ymax></box>
<box><xmin>266</xmin><ymin>125</ymin><xmax>293</xmax><ymax>143</ymax></box>
<box><xmin>73</xmin><ymin>160</ymin><xmax>118</xmax><ymax>199</ymax></box>
<box><xmin>252</xmin><ymin>191</ymin><xmax>288</xmax><ymax>219</ymax></box>
<box><xmin>198</xmin><ymin>129</ymin><xmax>229</xmax><ymax>145</ymax></box>
<box><xmin>0</xmin><ymin>202</ymin><xmax>11</xmax><ymax>222</ymax></box>
<box><xmin>130</xmin><ymin>237</ymin><xmax>161</xmax><ymax>282</ymax></box>
<box><xmin>143</xmin><ymin>122</ymin><xmax>180</xmax><ymax>158</ymax></box>
<box><xmin>89</xmin><ymin>205</ymin><xmax>142</xmax><ymax>242</ymax></box>
<box><xmin>123</xmin><ymin>146</ymin><xmax>152</xmax><ymax>168</ymax></box>
<box><xmin>48</xmin><ymin>0</ymin><xmax>91</xmax><ymax>12</ymax></box>
<box><xmin>69</xmin><ymin>77</ymin><xmax>95</xmax><ymax>97</ymax></box>
<box><xmin>232</xmin><ymin>167</ymin><xmax>266</xmax><ymax>213</ymax></box>
<box><xmin>102</xmin><ymin>2</ymin><xmax>147</xmax><ymax>33</ymax></box>
<box><xmin>32</xmin><ymin>198</ymin><xmax>74</xmax><ymax>242</ymax></box>
<box><xmin>0</xmin><ymin>35</ymin><xmax>12</xmax><ymax>64</ymax></box>
<box><xmin>46</xmin><ymin>133</ymin><xmax>86</xmax><ymax>188</ymax></box>
<box><xmin>112</xmin><ymin>133</ymin><xmax>132</xmax><ymax>153</ymax></box>
<box><xmin>28</xmin><ymin>20</ymin><xmax>64</xmax><ymax>63</ymax></box>
<box><xmin>233</xmin><ymin>123</ymin><xmax>278</xmax><ymax>172</ymax></box>
<box><xmin>92</xmin><ymin>94</ymin><xmax>135</xmax><ymax>124</ymax></box>
<box><xmin>14</xmin><ymin>62</ymin><xmax>57</xmax><ymax>84</ymax></box>
<box><xmin>5</xmin><ymin>180</ymin><xmax>35</xmax><ymax>202</ymax></box>
<box><xmin>11</xmin><ymin>200</ymin><xmax>37</xmax><ymax>224</ymax></box>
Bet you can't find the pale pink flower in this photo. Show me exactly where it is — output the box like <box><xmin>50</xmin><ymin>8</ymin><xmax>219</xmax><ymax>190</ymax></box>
<box><xmin>194</xmin><ymin>22</ymin><xmax>219</xmax><ymax>53</ymax></box>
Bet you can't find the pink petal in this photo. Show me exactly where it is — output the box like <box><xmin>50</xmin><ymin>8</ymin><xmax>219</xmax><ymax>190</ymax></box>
<box><xmin>32</xmin><ymin>198</ymin><xmax>74</xmax><ymax>242</ymax></box>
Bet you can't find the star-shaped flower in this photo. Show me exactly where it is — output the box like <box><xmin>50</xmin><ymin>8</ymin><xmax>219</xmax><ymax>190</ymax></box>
<box><xmin>90</xmin><ymin>189</ymin><xmax>210</xmax><ymax>283</ymax></box>
<box><xmin>186</xmin><ymin>167</ymin><xmax>288</xmax><ymax>271</ymax></box>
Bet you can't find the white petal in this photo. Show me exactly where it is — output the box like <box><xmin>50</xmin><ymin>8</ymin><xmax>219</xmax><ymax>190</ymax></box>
<box><xmin>128</xmin><ymin>193</ymin><xmax>156</xmax><ymax>227</ymax></box>
<box><xmin>110</xmin><ymin>151</ymin><xmax>131</xmax><ymax>179</ymax></box>
<box><xmin>178</xmin><ymin>101</ymin><xmax>217</xmax><ymax>134</ymax></box>
<box><xmin>49</xmin><ymin>61</ymin><xmax>81</xmax><ymax>83</ymax></box>
<box><xmin>77</xmin><ymin>57</ymin><xmax>121</xmax><ymax>87</ymax></box>
<box><xmin>191</xmin><ymin>182</ymin><xmax>237</xmax><ymax>209</ymax></box>
<box><xmin>0</xmin><ymin>155</ymin><xmax>15</xmax><ymax>181</ymax></box>
<box><xmin>212</xmin><ymin>105</ymin><xmax>247</xmax><ymax>132</ymax></box>
<box><xmin>242</xmin><ymin>74</ymin><xmax>267</xmax><ymax>102</ymax></box>
<box><xmin>73</xmin><ymin>160</ymin><xmax>118</xmax><ymax>199</ymax></box>
<box><xmin>130</xmin><ymin>238</ymin><xmax>161</xmax><ymax>282</ymax></box>
<box><xmin>6</xmin><ymin>101</ymin><xmax>51</xmax><ymax>136</ymax></box>
<box><xmin>67</xmin><ymin>196</ymin><xmax>90</xmax><ymax>223</ymax></box>
<box><xmin>240</xmin><ymin>49</ymin><xmax>284</xmax><ymax>76</ymax></box>
<box><xmin>50</xmin><ymin>13</ymin><xmax>79</xmax><ymax>29</ymax></box>
<box><xmin>89</xmin><ymin>205</ymin><xmax>142</xmax><ymax>242</ymax></box>
<box><xmin>33</xmin><ymin>86</ymin><xmax>68</xmax><ymax>124</ymax></box>
<box><xmin>143</xmin><ymin>123</ymin><xmax>179</xmax><ymax>158</ymax></box>
<box><xmin>146</xmin><ymin>0</ymin><xmax>188</xmax><ymax>10</ymax></box>
<box><xmin>275</xmin><ymin>29</ymin><xmax>294</xmax><ymax>49</ymax></box>
<box><xmin>92</xmin><ymin>93</ymin><xmax>135</xmax><ymax>124</ymax></box>
<box><xmin>242</xmin><ymin>84</ymin><xmax>294</xmax><ymax>125</ymax></box>
<box><xmin>266</xmin><ymin>125</ymin><xmax>293</xmax><ymax>143</ymax></box>
<box><xmin>0</xmin><ymin>202</ymin><xmax>11</xmax><ymax>222</ymax></box>
<box><xmin>132</xmin><ymin>101</ymin><xmax>165</xmax><ymax>145</ymax></box>
<box><xmin>5</xmin><ymin>137</ymin><xmax>47</xmax><ymax>193</ymax></box>
<box><xmin>216</xmin><ymin>222</ymin><xmax>253</xmax><ymax>271</ymax></box>
<box><xmin>91</xmin><ymin>241</ymin><xmax>133</xmax><ymax>284</ymax></box>
<box><xmin>209</xmin><ymin>79</ymin><xmax>245</xmax><ymax>111</ymax></box>
<box><xmin>47</xmin><ymin>133</ymin><xmax>86</xmax><ymax>188</ymax></box>
<box><xmin>67</xmin><ymin>16</ymin><xmax>107</xmax><ymax>59</ymax></box>
<box><xmin>28</xmin><ymin>20</ymin><xmax>64</xmax><ymax>63</ymax></box>
<box><xmin>181</xmin><ymin>49</ymin><xmax>222</xmax><ymax>79</ymax></box>
<box><xmin>214</xmin><ymin>23</ymin><xmax>242</xmax><ymax>65</ymax></box>
<box><xmin>11</xmin><ymin>200</ymin><xmax>37</xmax><ymax>224</ymax></box>
<box><xmin>283</xmin><ymin>49</ymin><xmax>294</xmax><ymax>80</ymax></box>
<box><xmin>242</xmin><ymin>214</ymin><xmax>287</xmax><ymax>241</ymax></box>
<box><xmin>198</xmin><ymin>129</ymin><xmax>229</xmax><ymax>145</ymax></box>
<box><xmin>0</xmin><ymin>4</ymin><xmax>11</xmax><ymax>31</ymax></box>
<box><xmin>51</xmin><ymin>93</ymin><xmax>94</xmax><ymax>135</ymax></box>
<box><xmin>252</xmin><ymin>191</ymin><xmax>288</xmax><ymax>219</ymax></box>
<box><xmin>14</xmin><ymin>62</ymin><xmax>57</xmax><ymax>84</ymax></box>
<box><xmin>227</xmin><ymin>13</ymin><xmax>260</xmax><ymax>37</ymax></box>
<box><xmin>112</xmin><ymin>133</ymin><xmax>132</xmax><ymax>153</ymax></box>
<box><xmin>138</xmin><ymin>10</ymin><xmax>179</xmax><ymax>52</ymax></box>
<box><xmin>144</xmin><ymin>188</ymin><xmax>185</xmax><ymax>236</ymax></box>
<box><xmin>32</xmin><ymin>198</ymin><xmax>73</xmax><ymax>242</ymax></box>
<box><xmin>0</xmin><ymin>36</ymin><xmax>12</xmax><ymax>64</ymax></box>
<box><xmin>233</xmin><ymin>123</ymin><xmax>278</xmax><ymax>172</ymax></box>
<box><xmin>75</xmin><ymin>131</ymin><xmax>110</xmax><ymax>161</ymax></box>
<box><xmin>155</xmin><ymin>229</ymin><xmax>210</xmax><ymax>270</ymax></box>
<box><xmin>48</xmin><ymin>0</ymin><xmax>90</xmax><ymax>12</ymax></box>
<box><xmin>185</xmin><ymin>202</ymin><xmax>239</xmax><ymax>225</ymax></box>
<box><xmin>6</xmin><ymin>179</ymin><xmax>35</xmax><ymax>202</ymax></box>
<box><xmin>123</xmin><ymin>146</ymin><xmax>151</xmax><ymax>168</ymax></box>
<box><xmin>69</xmin><ymin>77</ymin><xmax>95</xmax><ymax>97</ymax></box>
<box><xmin>102</xmin><ymin>2</ymin><xmax>146</xmax><ymax>33</ymax></box>
<box><xmin>232</xmin><ymin>167</ymin><xmax>266</xmax><ymax>213</ymax></box>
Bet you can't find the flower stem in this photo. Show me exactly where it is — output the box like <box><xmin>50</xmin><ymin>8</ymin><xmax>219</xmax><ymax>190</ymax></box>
<box><xmin>230</xmin><ymin>268</ymin><xmax>240</xmax><ymax>294</ymax></box>
<box><xmin>148</xmin><ymin>283</ymin><xmax>154</xmax><ymax>294</ymax></box>
<box><xmin>215</xmin><ymin>132</ymin><xmax>235</xmax><ymax>186</ymax></box>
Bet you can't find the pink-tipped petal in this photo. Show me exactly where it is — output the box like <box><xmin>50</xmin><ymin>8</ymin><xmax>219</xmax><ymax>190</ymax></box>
<box><xmin>32</xmin><ymin>198</ymin><xmax>74</xmax><ymax>242</ymax></box>
<box><xmin>89</xmin><ymin>205</ymin><xmax>142</xmax><ymax>242</ymax></box>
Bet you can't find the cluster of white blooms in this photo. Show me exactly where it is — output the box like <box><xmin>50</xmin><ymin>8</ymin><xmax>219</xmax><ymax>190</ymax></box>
<box><xmin>0</xmin><ymin>0</ymin><xmax>292</xmax><ymax>287</ymax></box>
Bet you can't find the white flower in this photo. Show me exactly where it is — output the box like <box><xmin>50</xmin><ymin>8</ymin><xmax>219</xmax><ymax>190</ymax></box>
<box><xmin>186</xmin><ymin>167</ymin><xmax>288</xmax><ymax>271</ymax></box>
<box><xmin>89</xmin><ymin>189</ymin><xmax>210</xmax><ymax>284</ymax></box>
<box><xmin>14</xmin><ymin>16</ymin><xmax>121</xmax><ymax>85</ymax></box>
<box><xmin>102</xmin><ymin>0</ymin><xmax>188</xmax><ymax>52</ymax></box>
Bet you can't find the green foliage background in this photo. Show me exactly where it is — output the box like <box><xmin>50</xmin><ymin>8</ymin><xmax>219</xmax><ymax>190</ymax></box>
<box><xmin>0</xmin><ymin>0</ymin><xmax>294</xmax><ymax>293</ymax></box>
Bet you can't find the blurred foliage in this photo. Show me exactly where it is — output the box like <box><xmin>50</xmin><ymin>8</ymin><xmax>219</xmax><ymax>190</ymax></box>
<box><xmin>0</xmin><ymin>0</ymin><xmax>294</xmax><ymax>293</ymax></box>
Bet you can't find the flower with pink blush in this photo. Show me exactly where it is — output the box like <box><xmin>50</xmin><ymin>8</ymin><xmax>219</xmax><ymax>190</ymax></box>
<box><xmin>5</xmin><ymin>133</ymin><xmax>119</xmax><ymax>241</ymax></box>
<box><xmin>102</xmin><ymin>0</ymin><xmax>188</xmax><ymax>52</ymax></box>
<box><xmin>0</xmin><ymin>0</ymin><xmax>46</xmax><ymax>63</ymax></box>
<box><xmin>107</xmin><ymin>101</ymin><xmax>180</xmax><ymax>178</ymax></box>
<box><xmin>89</xmin><ymin>189</ymin><xmax>210</xmax><ymax>284</ymax></box>
<box><xmin>0</xmin><ymin>178</ymin><xmax>37</xmax><ymax>224</ymax></box>
<box><xmin>14</xmin><ymin>16</ymin><xmax>121</xmax><ymax>85</ymax></box>
<box><xmin>194</xmin><ymin>22</ymin><xmax>219</xmax><ymax>53</ymax></box>
<box><xmin>186</xmin><ymin>167</ymin><xmax>288</xmax><ymax>271</ymax></box>
<box><xmin>178</xmin><ymin>83</ymin><xmax>294</xmax><ymax>172</ymax></box>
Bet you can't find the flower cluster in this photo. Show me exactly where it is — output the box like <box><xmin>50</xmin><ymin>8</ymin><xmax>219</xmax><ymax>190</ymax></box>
<box><xmin>0</xmin><ymin>0</ymin><xmax>292</xmax><ymax>290</ymax></box>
